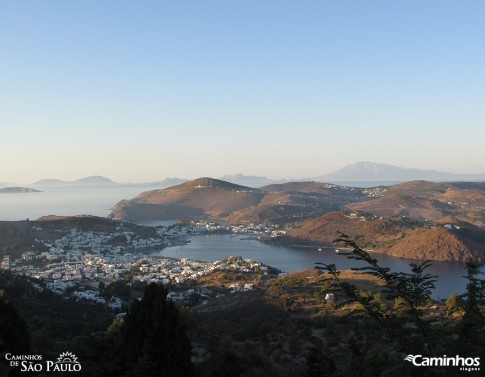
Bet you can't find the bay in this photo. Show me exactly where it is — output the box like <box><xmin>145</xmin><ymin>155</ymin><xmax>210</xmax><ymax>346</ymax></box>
<box><xmin>154</xmin><ymin>234</ymin><xmax>473</xmax><ymax>300</ymax></box>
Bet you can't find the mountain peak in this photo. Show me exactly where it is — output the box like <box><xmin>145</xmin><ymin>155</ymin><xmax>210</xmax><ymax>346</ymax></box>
<box><xmin>73</xmin><ymin>176</ymin><xmax>116</xmax><ymax>185</ymax></box>
<box><xmin>316</xmin><ymin>161</ymin><xmax>485</xmax><ymax>183</ymax></box>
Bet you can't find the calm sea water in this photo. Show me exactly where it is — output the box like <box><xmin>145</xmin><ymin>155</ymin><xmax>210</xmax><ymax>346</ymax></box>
<box><xmin>0</xmin><ymin>187</ymin><xmax>147</xmax><ymax>221</ymax></box>
<box><xmin>0</xmin><ymin>188</ymin><xmax>480</xmax><ymax>299</ymax></box>
<box><xmin>154</xmin><ymin>234</ymin><xmax>473</xmax><ymax>300</ymax></box>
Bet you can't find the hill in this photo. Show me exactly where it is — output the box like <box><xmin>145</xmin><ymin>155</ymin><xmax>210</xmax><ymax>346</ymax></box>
<box><xmin>0</xmin><ymin>271</ymin><xmax>113</xmax><ymax>339</ymax></box>
<box><xmin>73</xmin><ymin>175</ymin><xmax>116</xmax><ymax>185</ymax></box>
<box><xmin>111</xmin><ymin>179</ymin><xmax>377</xmax><ymax>224</ymax></box>
<box><xmin>32</xmin><ymin>175</ymin><xmax>117</xmax><ymax>187</ymax></box>
<box><xmin>31</xmin><ymin>178</ymin><xmax>68</xmax><ymax>186</ymax></box>
<box><xmin>280</xmin><ymin>211</ymin><xmax>485</xmax><ymax>263</ymax></box>
<box><xmin>0</xmin><ymin>187</ymin><xmax>41</xmax><ymax>193</ymax></box>
<box><xmin>346</xmin><ymin>180</ymin><xmax>485</xmax><ymax>227</ymax></box>
<box><xmin>110</xmin><ymin>177</ymin><xmax>266</xmax><ymax>222</ymax></box>
<box><xmin>111</xmin><ymin>178</ymin><xmax>485</xmax><ymax>229</ymax></box>
<box><xmin>0</xmin><ymin>215</ymin><xmax>157</xmax><ymax>259</ymax></box>
<box><xmin>282</xmin><ymin>211</ymin><xmax>409</xmax><ymax>248</ymax></box>
<box><xmin>228</xmin><ymin>182</ymin><xmax>370</xmax><ymax>225</ymax></box>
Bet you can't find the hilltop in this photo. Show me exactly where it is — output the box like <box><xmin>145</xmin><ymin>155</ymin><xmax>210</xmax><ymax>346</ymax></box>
<box><xmin>111</xmin><ymin>177</ymin><xmax>266</xmax><ymax>222</ymax></box>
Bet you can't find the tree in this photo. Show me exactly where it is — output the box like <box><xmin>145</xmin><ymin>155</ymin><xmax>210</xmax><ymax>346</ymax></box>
<box><xmin>458</xmin><ymin>264</ymin><xmax>485</xmax><ymax>351</ymax></box>
<box><xmin>120</xmin><ymin>283</ymin><xmax>194</xmax><ymax>377</ymax></box>
<box><xmin>305</xmin><ymin>346</ymin><xmax>336</xmax><ymax>377</ymax></box>
<box><xmin>317</xmin><ymin>234</ymin><xmax>438</xmax><ymax>355</ymax></box>
<box><xmin>316</xmin><ymin>234</ymin><xmax>444</xmax><ymax>376</ymax></box>
<box><xmin>444</xmin><ymin>292</ymin><xmax>459</xmax><ymax>314</ymax></box>
<box><xmin>0</xmin><ymin>289</ymin><xmax>30</xmax><ymax>354</ymax></box>
<box><xmin>199</xmin><ymin>337</ymin><xmax>280</xmax><ymax>377</ymax></box>
<box><xmin>315</xmin><ymin>233</ymin><xmax>485</xmax><ymax>377</ymax></box>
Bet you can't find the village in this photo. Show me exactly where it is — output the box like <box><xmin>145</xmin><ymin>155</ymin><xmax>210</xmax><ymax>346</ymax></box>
<box><xmin>0</xmin><ymin>220</ymin><xmax>284</xmax><ymax>310</ymax></box>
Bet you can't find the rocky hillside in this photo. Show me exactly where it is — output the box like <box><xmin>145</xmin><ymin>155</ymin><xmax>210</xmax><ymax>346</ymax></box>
<box><xmin>111</xmin><ymin>178</ymin><xmax>485</xmax><ymax>232</ymax></box>
<box><xmin>283</xmin><ymin>211</ymin><xmax>406</xmax><ymax>247</ymax></box>
<box><xmin>111</xmin><ymin>179</ymin><xmax>375</xmax><ymax>223</ymax></box>
<box><xmin>110</xmin><ymin>178</ymin><xmax>266</xmax><ymax>222</ymax></box>
<box><xmin>280</xmin><ymin>211</ymin><xmax>485</xmax><ymax>263</ymax></box>
<box><xmin>110</xmin><ymin>178</ymin><xmax>485</xmax><ymax>262</ymax></box>
<box><xmin>0</xmin><ymin>216</ymin><xmax>157</xmax><ymax>258</ymax></box>
<box><xmin>346</xmin><ymin>180</ymin><xmax>485</xmax><ymax>227</ymax></box>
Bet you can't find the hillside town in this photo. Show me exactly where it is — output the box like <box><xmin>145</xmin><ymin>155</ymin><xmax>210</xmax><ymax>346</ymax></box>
<box><xmin>0</xmin><ymin>220</ymin><xmax>283</xmax><ymax>310</ymax></box>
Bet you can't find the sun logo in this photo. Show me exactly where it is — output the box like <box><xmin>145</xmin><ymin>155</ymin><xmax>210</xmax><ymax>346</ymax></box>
<box><xmin>56</xmin><ymin>352</ymin><xmax>79</xmax><ymax>364</ymax></box>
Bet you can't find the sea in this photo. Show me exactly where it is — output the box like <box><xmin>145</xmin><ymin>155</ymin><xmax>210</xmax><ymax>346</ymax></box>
<box><xmin>0</xmin><ymin>186</ymin><xmax>146</xmax><ymax>221</ymax></box>
<box><xmin>0</xmin><ymin>187</ymin><xmax>480</xmax><ymax>299</ymax></box>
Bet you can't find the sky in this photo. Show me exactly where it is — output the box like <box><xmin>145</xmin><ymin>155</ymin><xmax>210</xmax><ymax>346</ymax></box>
<box><xmin>1</xmin><ymin>1</ymin><xmax>484</xmax><ymax>184</ymax></box>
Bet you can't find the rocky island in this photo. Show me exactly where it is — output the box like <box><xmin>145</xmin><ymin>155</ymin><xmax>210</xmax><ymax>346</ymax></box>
<box><xmin>0</xmin><ymin>186</ymin><xmax>42</xmax><ymax>193</ymax></box>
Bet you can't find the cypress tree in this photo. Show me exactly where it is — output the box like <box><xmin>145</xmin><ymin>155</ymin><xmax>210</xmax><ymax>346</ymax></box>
<box><xmin>120</xmin><ymin>283</ymin><xmax>193</xmax><ymax>377</ymax></box>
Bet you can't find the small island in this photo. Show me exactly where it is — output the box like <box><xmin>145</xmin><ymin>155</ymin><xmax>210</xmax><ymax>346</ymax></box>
<box><xmin>0</xmin><ymin>187</ymin><xmax>42</xmax><ymax>193</ymax></box>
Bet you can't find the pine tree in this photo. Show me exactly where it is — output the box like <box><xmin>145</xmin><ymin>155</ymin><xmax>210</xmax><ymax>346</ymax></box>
<box><xmin>458</xmin><ymin>264</ymin><xmax>485</xmax><ymax>353</ymax></box>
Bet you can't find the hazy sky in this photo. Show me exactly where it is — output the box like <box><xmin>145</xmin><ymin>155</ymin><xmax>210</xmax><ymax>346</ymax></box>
<box><xmin>1</xmin><ymin>1</ymin><xmax>484</xmax><ymax>183</ymax></box>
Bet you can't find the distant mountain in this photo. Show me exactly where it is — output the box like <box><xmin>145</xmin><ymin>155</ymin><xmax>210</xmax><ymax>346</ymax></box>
<box><xmin>218</xmin><ymin>174</ymin><xmax>284</xmax><ymax>187</ymax></box>
<box><xmin>128</xmin><ymin>178</ymin><xmax>189</xmax><ymax>189</ymax></box>
<box><xmin>0</xmin><ymin>187</ymin><xmax>41</xmax><ymax>193</ymax></box>
<box><xmin>314</xmin><ymin>161</ymin><xmax>485</xmax><ymax>183</ymax></box>
<box><xmin>32</xmin><ymin>179</ymin><xmax>68</xmax><ymax>186</ymax></box>
<box><xmin>31</xmin><ymin>176</ymin><xmax>188</xmax><ymax>189</ymax></box>
<box><xmin>73</xmin><ymin>176</ymin><xmax>116</xmax><ymax>185</ymax></box>
<box><xmin>32</xmin><ymin>176</ymin><xmax>117</xmax><ymax>187</ymax></box>
<box><xmin>0</xmin><ymin>182</ymin><xmax>15</xmax><ymax>188</ymax></box>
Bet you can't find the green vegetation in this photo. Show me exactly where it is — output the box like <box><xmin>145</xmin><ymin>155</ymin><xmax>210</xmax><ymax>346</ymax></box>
<box><xmin>0</xmin><ymin>272</ymin><xmax>113</xmax><ymax>339</ymax></box>
<box><xmin>199</xmin><ymin>337</ymin><xmax>283</xmax><ymax>377</ymax></box>
<box><xmin>121</xmin><ymin>283</ymin><xmax>194</xmax><ymax>376</ymax></box>
<box><xmin>0</xmin><ymin>288</ymin><xmax>30</xmax><ymax>353</ymax></box>
<box><xmin>316</xmin><ymin>233</ymin><xmax>485</xmax><ymax>376</ymax></box>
